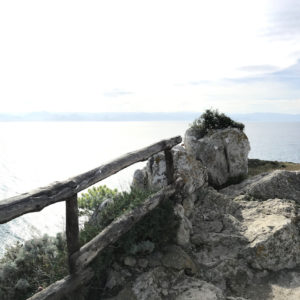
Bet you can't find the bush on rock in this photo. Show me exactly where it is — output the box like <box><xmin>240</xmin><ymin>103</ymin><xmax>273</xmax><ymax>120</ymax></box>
<box><xmin>191</xmin><ymin>109</ymin><xmax>245</xmax><ymax>138</ymax></box>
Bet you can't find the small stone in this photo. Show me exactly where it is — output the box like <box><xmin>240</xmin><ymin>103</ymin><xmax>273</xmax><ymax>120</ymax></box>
<box><xmin>148</xmin><ymin>252</ymin><xmax>163</xmax><ymax>267</ymax></box>
<box><xmin>105</xmin><ymin>269</ymin><xmax>125</xmax><ymax>289</ymax></box>
<box><xmin>162</xmin><ymin>289</ymin><xmax>168</xmax><ymax>296</ymax></box>
<box><xmin>138</xmin><ymin>258</ymin><xmax>149</xmax><ymax>268</ymax></box>
<box><xmin>162</xmin><ymin>245</ymin><xmax>197</xmax><ymax>274</ymax></box>
<box><xmin>174</xmin><ymin>204</ymin><xmax>192</xmax><ymax>246</ymax></box>
<box><xmin>124</xmin><ymin>256</ymin><xmax>137</xmax><ymax>267</ymax></box>
<box><xmin>112</xmin><ymin>262</ymin><xmax>121</xmax><ymax>271</ymax></box>
<box><xmin>183</xmin><ymin>194</ymin><xmax>196</xmax><ymax>217</ymax></box>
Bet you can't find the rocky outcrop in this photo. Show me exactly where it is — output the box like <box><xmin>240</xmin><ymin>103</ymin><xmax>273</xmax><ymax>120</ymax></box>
<box><xmin>184</xmin><ymin>128</ymin><xmax>250</xmax><ymax>187</ymax></box>
<box><xmin>132</xmin><ymin>145</ymin><xmax>207</xmax><ymax>193</ymax></box>
<box><xmin>96</xmin><ymin>125</ymin><xmax>300</xmax><ymax>300</ymax></box>
<box><xmin>103</xmin><ymin>251</ymin><xmax>225</xmax><ymax>300</ymax></box>
<box><xmin>104</xmin><ymin>168</ymin><xmax>300</xmax><ymax>299</ymax></box>
<box><xmin>220</xmin><ymin>170</ymin><xmax>300</xmax><ymax>202</ymax></box>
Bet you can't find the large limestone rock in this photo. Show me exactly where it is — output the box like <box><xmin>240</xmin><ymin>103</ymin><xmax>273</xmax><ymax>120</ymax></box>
<box><xmin>189</xmin><ymin>185</ymin><xmax>300</xmax><ymax>295</ymax></box>
<box><xmin>100</xmin><ymin>175</ymin><xmax>300</xmax><ymax>299</ymax></box>
<box><xmin>240</xmin><ymin>198</ymin><xmax>300</xmax><ymax>271</ymax></box>
<box><xmin>172</xmin><ymin>278</ymin><xmax>225</xmax><ymax>300</ymax></box>
<box><xmin>132</xmin><ymin>145</ymin><xmax>207</xmax><ymax>194</ymax></box>
<box><xmin>105</xmin><ymin>266</ymin><xmax>224</xmax><ymax>300</ymax></box>
<box><xmin>184</xmin><ymin>128</ymin><xmax>250</xmax><ymax>187</ymax></box>
<box><xmin>220</xmin><ymin>170</ymin><xmax>300</xmax><ymax>202</ymax></box>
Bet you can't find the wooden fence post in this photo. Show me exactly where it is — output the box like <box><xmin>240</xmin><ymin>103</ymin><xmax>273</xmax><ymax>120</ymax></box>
<box><xmin>164</xmin><ymin>149</ymin><xmax>174</xmax><ymax>185</ymax></box>
<box><xmin>66</xmin><ymin>194</ymin><xmax>80</xmax><ymax>274</ymax></box>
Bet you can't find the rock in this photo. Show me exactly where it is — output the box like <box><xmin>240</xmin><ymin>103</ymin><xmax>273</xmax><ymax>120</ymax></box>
<box><xmin>174</xmin><ymin>204</ymin><xmax>193</xmax><ymax>246</ymax></box>
<box><xmin>138</xmin><ymin>258</ymin><xmax>149</xmax><ymax>268</ymax></box>
<box><xmin>124</xmin><ymin>256</ymin><xmax>137</xmax><ymax>267</ymax></box>
<box><xmin>104</xmin><ymin>287</ymin><xmax>137</xmax><ymax>300</ymax></box>
<box><xmin>162</xmin><ymin>245</ymin><xmax>197</xmax><ymax>274</ymax></box>
<box><xmin>184</xmin><ymin>128</ymin><xmax>250</xmax><ymax>187</ymax></box>
<box><xmin>131</xmin><ymin>267</ymin><xmax>173</xmax><ymax>300</ymax></box>
<box><xmin>105</xmin><ymin>269</ymin><xmax>126</xmax><ymax>289</ymax></box>
<box><xmin>205</xmin><ymin>258</ymin><xmax>254</xmax><ymax>294</ymax></box>
<box><xmin>132</xmin><ymin>145</ymin><xmax>207</xmax><ymax>193</ymax></box>
<box><xmin>171</xmin><ymin>278</ymin><xmax>225</xmax><ymax>300</ymax></box>
<box><xmin>148</xmin><ymin>252</ymin><xmax>163</xmax><ymax>267</ymax></box>
<box><xmin>221</xmin><ymin>170</ymin><xmax>300</xmax><ymax>202</ymax></box>
<box><xmin>172</xmin><ymin>146</ymin><xmax>207</xmax><ymax>193</ymax></box>
<box><xmin>240</xmin><ymin>269</ymin><xmax>300</xmax><ymax>300</ymax></box>
<box><xmin>106</xmin><ymin>267</ymin><xmax>224</xmax><ymax>300</ymax></box>
<box><xmin>89</xmin><ymin>197</ymin><xmax>114</xmax><ymax>225</ymax></box>
<box><xmin>182</xmin><ymin>194</ymin><xmax>196</xmax><ymax>217</ymax></box>
<box><xmin>267</xmin><ymin>271</ymin><xmax>300</xmax><ymax>300</ymax></box>
<box><xmin>129</xmin><ymin>240</ymin><xmax>155</xmax><ymax>255</ymax></box>
<box><xmin>240</xmin><ymin>198</ymin><xmax>300</xmax><ymax>271</ymax></box>
<box><xmin>132</xmin><ymin>169</ymin><xmax>148</xmax><ymax>190</ymax></box>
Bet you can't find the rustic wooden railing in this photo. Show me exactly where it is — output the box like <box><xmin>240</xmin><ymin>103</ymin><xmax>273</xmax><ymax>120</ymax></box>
<box><xmin>0</xmin><ymin>136</ymin><xmax>182</xmax><ymax>300</ymax></box>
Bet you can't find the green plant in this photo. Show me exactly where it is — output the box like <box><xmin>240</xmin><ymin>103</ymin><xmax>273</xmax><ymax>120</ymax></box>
<box><xmin>191</xmin><ymin>109</ymin><xmax>245</xmax><ymax>138</ymax></box>
<box><xmin>0</xmin><ymin>185</ymin><xmax>179</xmax><ymax>300</ymax></box>
<box><xmin>79</xmin><ymin>187</ymin><xmax>155</xmax><ymax>245</ymax></box>
<box><xmin>0</xmin><ymin>234</ymin><xmax>68</xmax><ymax>299</ymax></box>
<box><xmin>81</xmin><ymin>191</ymin><xmax>179</xmax><ymax>300</ymax></box>
<box><xmin>78</xmin><ymin>185</ymin><xmax>118</xmax><ymax>215</ymax></box>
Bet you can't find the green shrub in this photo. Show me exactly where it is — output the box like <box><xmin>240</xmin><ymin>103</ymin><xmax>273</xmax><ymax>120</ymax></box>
<box><xmin>191</xmin><ymin>109</ymin><xmax>245</xmax><ymax>138</ymax></box>
<box><xmin>82</xmin><ymin>191</ymin><xmax>179</xmax><ymax>300</ymax></box>
<box><xmin>0</xmin><ymin>234</ymin><xmax>68</xmax><ymax>299</ymax></box>
<box><xmin>0</xmin><ymin>185</ymin><xmax>179</xmax><ymax>300</ymax></box>
<box><xmin>78</xmin><ymin>185</ymin><xmax>118</xmax><ymax>215</ymax></box>
<box><xmin>79</xmin><ymin>187</ymin><xmax>155</xmax><ymax>245</ymax></box>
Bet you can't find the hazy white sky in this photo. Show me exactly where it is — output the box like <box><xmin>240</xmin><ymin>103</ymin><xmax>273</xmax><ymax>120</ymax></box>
<box><xmin>0</xmin><ymin>0</ymin><xmax>300</xmax><ymax>114</ymax></box>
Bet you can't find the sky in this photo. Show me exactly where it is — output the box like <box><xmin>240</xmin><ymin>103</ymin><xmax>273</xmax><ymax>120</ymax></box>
<box><xmin>0</xmin><ymin>0</ymin><xmax>300</xmax><ymax>114</ymax></box>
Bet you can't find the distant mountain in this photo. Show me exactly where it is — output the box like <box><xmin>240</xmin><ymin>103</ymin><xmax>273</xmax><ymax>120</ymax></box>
<box><xmin>230</xmin><ymin>113</ymin><xmax>300</xmax><ymax>122</ymax></box>
<box><xmin>0</xmin><ymin>112</ymin><xmax>200</xmax><ymax>122</ymax></box>
<box><xmin>0</xmin><ymin>112</ymin><xmax>300</xmax><ymax>122</ymax></box>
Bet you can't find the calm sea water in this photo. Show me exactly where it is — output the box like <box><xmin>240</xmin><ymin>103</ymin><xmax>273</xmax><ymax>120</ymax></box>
<box><xmin>0</xmin><ymin>121</ymin><xmax>300</xmax><ymax>256</ymax></box>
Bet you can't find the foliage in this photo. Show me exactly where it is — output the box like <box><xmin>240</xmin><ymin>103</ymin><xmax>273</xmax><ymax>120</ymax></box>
<box><xmin>0</xmin><ymin>185</ymin><xmax>179</xmax><ymax>300</ymax></box>
<box><xmin>78</xmin><ymin>185</ymin><xmax>118</xmax><ymax>215</ymax></box>
<box><xmin>115</xmin><ymin>197</ymin><xmax>179</xmax><ymax>253</ymax></box>
<box><xmin>248</xmin><ymin>159</ymin><xmax>300</xmax><ymax>177</ymax></box>
<box><xmin>81</xmin><ymin>189</ymin><xmax>179</xmax><ymax>300</ymax></box>
<box><xmin>0</xmin><ymin>234</ymin><xmax>68</xmax><ymax>299</ymax></box>
<box><xmin>191</xmin><ymin>109</ymin><xmax>245</xmax><ymax>138</ymax></box>
<box><xmin>79</xmin><ymin>186</ymin><xmax>155</xmax><ymax>245</ymax></box>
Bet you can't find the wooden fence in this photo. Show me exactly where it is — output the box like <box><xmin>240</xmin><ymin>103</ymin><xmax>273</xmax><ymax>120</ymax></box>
<box><xmin>0</xmin><ymin>136</ymin><xmax>182</xmax><ymax>300</ymax></box>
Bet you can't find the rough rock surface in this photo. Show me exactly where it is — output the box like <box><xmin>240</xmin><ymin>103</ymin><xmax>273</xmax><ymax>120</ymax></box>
<box><xmin>132</xmin><ymin>145</ymin><xmax>207</xmax><ymax>193</ymax></box>
<box><xmin>184</xmin><ymin>128</ymin><xmax>250</xmax><ymax>187</ymax></box>
<box><xmin>104</xmin><ymin>266</ymin><xmax>225</xmax><ymax>300</ymax></box>
<box><xmin>97</xmin><ymin>130</ymin><xmax>300</xmax><ymax>300</ymax></box>
<box><xmin>220</xmin><ymin>170</ymin><xmax>300</xmax><ymax>202</ymax></box>
<box><xmin>100</xmin><ymin>171</ymin><xmax>300</xmax><ymax>299</ymax></box>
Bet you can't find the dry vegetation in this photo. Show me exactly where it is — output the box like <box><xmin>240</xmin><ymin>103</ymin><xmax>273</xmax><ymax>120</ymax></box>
<box><xmin>248</xmin><ymin>159</ymin><xmax>300</xmax><ymax>177</ymax></box>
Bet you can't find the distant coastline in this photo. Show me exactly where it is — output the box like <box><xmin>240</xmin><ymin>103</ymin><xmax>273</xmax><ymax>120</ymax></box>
<box><xmin>1</xmin><ymin>112</ymin><xmax>300</xmax><ymax>122</ymax></box>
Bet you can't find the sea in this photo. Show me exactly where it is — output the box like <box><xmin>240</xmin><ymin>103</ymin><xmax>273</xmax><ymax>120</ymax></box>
<box><xmin>0</xmin><ymin>121</ymin><xmax>300</xmax><ymax>256</ymax></box>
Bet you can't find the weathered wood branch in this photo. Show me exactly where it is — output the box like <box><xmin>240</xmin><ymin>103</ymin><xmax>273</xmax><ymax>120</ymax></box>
<box><xmin>71</xmin><ymin>185</ymin><xmax>176</xmax><ymax>271</ymax></box>
<box><xmin>66</xmin><ymin>194</ymin><xmax>80</xmax><ymax>274</ymax></box>
<box><xmin>0</xmin><ymin>136</ymin><xmax>182</xmax><ymax>224</ymax></box>
<box><xmin>27</xmin><ymin>267</ymin><xmax>94</xmax><ymax>300</ymax></box>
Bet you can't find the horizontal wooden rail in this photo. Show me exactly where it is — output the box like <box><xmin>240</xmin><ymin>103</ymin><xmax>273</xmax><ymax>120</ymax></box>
<box><xmin>27</xmin><ymin>267</ymin><xmax>94</xmax><ymax>300</ymax></box>
<box><xmin>0</xmin><ymin>136</ymin><xmax>181</xmax><ymax>224</ymax></box>
<box><xmin>72</xmin><ymin>185</ymin><xmax>176</xmax><ymax>271</ymax></box>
